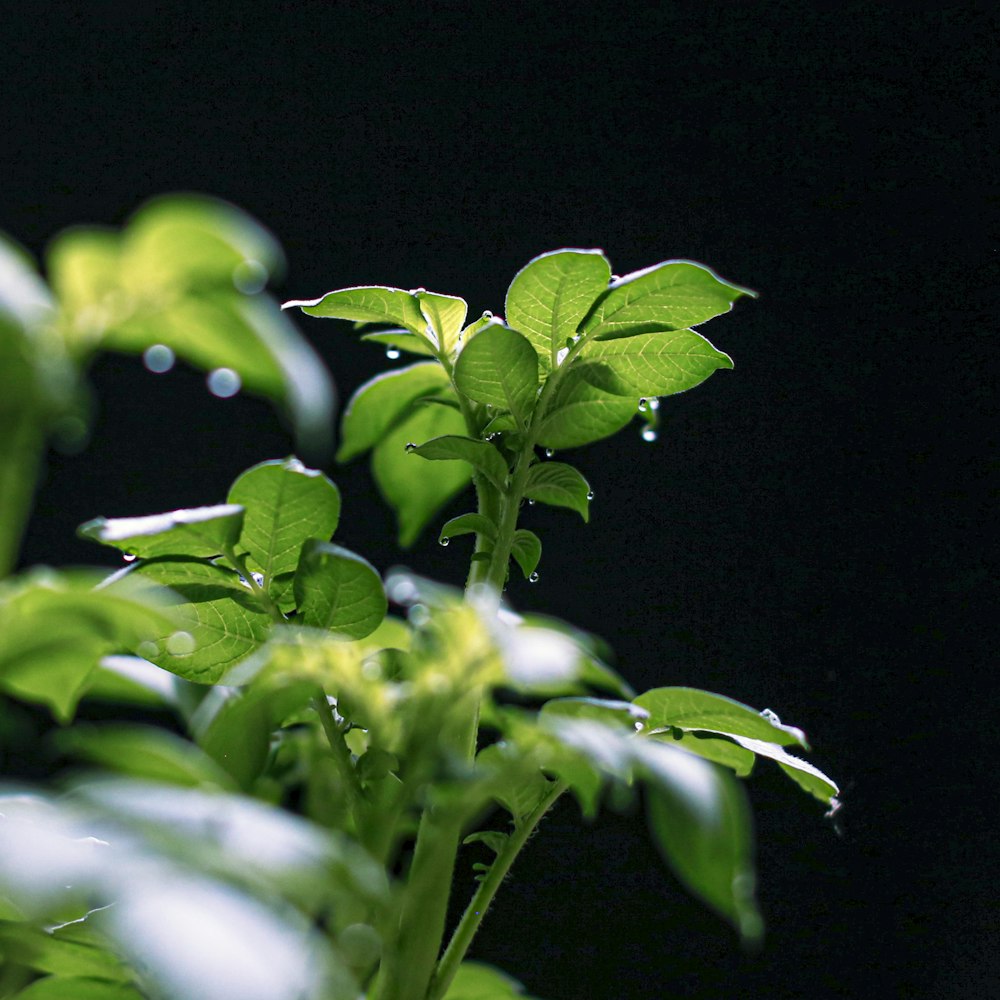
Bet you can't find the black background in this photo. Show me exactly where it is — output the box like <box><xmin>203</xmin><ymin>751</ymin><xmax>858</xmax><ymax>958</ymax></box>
<box><xmin>2</xmin><ymin>3</ymin><xmax>996</xmax><ymax>998</ymax></box>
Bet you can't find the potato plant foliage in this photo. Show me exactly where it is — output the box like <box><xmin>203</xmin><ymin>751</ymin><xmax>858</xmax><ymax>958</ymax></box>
<box><xmin>0</xmin><ymin>198</ymin><xmax>837</xmax><ymax>1000</ymax></box>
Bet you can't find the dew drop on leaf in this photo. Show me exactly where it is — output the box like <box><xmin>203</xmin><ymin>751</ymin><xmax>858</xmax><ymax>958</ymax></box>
<box><xmin>439</xmin><ymin>537</ymin><xmax>450</xmax><ymax>547</ymax></box>
<box><xmin>143</xmin><ymin>344</ymin><xmax>175</xmax><ymax>374</ymax></box>
<box><xmin>648</xmin><ymin>398</ymin><xmax>660</xmax><ymax>411</ymax></box>
<box><xmin>122</xmin><ymin>552</ymin><xmax>137</xmax><ymax>563</ymax></box>
<box><xmin>638</xmin><ymin>398</ymin><xmax>648</xmax><ymax>412</ymax></box>
<box><xmin>405</xmin><ymin>442</ymin><xmax>417</xmax><ymax>453</ymax></box>
<box><xmin>207</xmin><ymin>368</ymin><xmax>241</xmax><ymax>398</ymax></box>
<box><xmin>232</xmin><ymin>259</ymin><xmax>268</xmax><ymax>294</ymax></box>
<box><xmin>385</xmin><ymin>345</ymin><xmax>401</xmax><ymax>360</ymax></box>
<box><xmin>545</xmin><ymin>448</ymin><xmax>555</xmax><ymax>458</ymax></box>
<box><xmin>528</xmin><ymin>571</ymin><xmax>540</xmax><ymax>583</ymax></box>
<box><xmin>527</xmin><ymin>499</ymin><xmax>535</xmax><ymax>506</ymax></box>
<box><xmin>482</xmin><ymin>310</ymin><xmax>493</xmax><ymax>320</ymax></box>
<box><xmin>409</xmin><ymin>604</ymin><xmax>431</xmax><ymax>627</ymax></box>
<box><xmin>641</xmin><ymin>427</ymin><xmax>658</xmax><ymax>443</ymax></box>
<box><xmin>165</xmin><ymin>631</ymin><xmax>196</xmax><ymax>655</ymax></box>
<box><xmin>586</xmin><ymin>490</ymin><xmax>594</xmax><ymax>501</ymax></box>
<box><xmin>410</xmin><ymin>287</ymin><xmax>427</xmax><ymax>295</ymax></box>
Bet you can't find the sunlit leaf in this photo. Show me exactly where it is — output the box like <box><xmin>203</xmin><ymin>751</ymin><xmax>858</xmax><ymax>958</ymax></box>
<box><xmin>443</xmin><ymin>960</ymin><xmax>542</xmax><ymax>999</ymax></box>
<box><xmin>78</xmin><ymin>505</ymin><xmax>245</xmax><ymax>560</ymax></box>
<box><xmin>536</xmin><ymin>363</ymin><xmax>636</xmax><ymax>449</ymax></box>
<box><xmin>410</xmin><ymin>435</ymin><xmax>509</xmax><ymax>491</ymax></box>
<box><xmin>418</xmin><ymin>291</ymin><xmax>467</xmax><ymax>355</ymax></box>
<box><xmin>286</xmin><ymin>285</ymin><xmax>426</xmax><ymax>338</ymax></box>
<box><xmin>454</xmin><ymin>325</ymin><xmax>538</xmax><ymax>427</ymax></box>
<box><xmin>293</xmin><ymin>541</ymin><xmax>386</xmax><ymax>639</ymax></box>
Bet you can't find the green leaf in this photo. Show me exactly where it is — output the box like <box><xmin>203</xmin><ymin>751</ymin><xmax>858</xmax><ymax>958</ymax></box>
<box><xmin>580</xmin><ymin>259</ymin><xmax>756</xmax><ymax>341</ymax></box>
<box><xmin>0</xmin><ymin>570</ymin><xmax>177</xmax><ymax>721</ymax></box>
<box><xmin>443</xmin><ymin>961</ymin><xmax>541</xmax><ymax>999</ymax></box>
<box><xmin>510</xmin><ymin>529</ymin><xmax>541</xmax><ymax>579</ymax></box>
<box><xmin>337</xmin><ymin>362</ymin><xmax>451</xmax><ymax>462</ymax></box>
<box><xmin>722</xmin><ymin>735</ymin><xmax>839</xmax><ymax>804</ymax></box>
<box><xmin>78</xmin><ymin>504</ymin><xmax>245</xmax><ymax>560</ymax></box>
<box><xmin>536</xmin><ymin>363</ymin><xmax>637</xmax><ymax>449</ymax></box>
<box><xmin>410</xmin><ymin>435</ymin><xmax>509</xmax><ymax>491</ymax></box>
<box><xmin>633</xmin><ymin>687</ymin><xmax>810</xmax><ymax>748</ymax></box>
<box><xmin>293</xmin><ymin>541</ymin><xmax>386</xmax><ymax>638</ymax></box>
<box><xmin>523</xmin><ymin>462</ymin><xmax>591</xmax><ymax>521</ymax></box>
<box><xmin>227</xmin><ymin>458</ymin><xmax>341</xmax><ymax>586</ymax></box>
<box><xmin>418</xmin><ymin>291</ymin><xmax>467</xmax><ymax>355</ymax></box>
<box><xmin>8</xmin><ymin>979</ymin><xmax>144</xmax><ymax>1000</ymax></box>
<box><xmin>127</xmin><ymin>559</ymin><xmax>273</xmax><ymax>683</ymax></box>
<box><xmin>584</xmin><ymin>328</ymin><xmax>733</xmax><ymax>396</ymax></box>
<box><xmin>505</xmin><ymin>249</ymin><xmax>611</xmax><ymax>369</ymax></box>
<box><xmin>57</xmin><ymin>724</ymin><xmax>238</xmax><ymax>790</ymax></box>
<box><xmin>653</xmin><ymin>729</ymin><xmax>756</xmax><ymax>778</ymax></box>
<box><xmin>371</xmin><ymin>403</ymin><xmax>471</xmax><ymax>547</ymax></box>
<box><xmin>541</xmin><ymin>697</ymin><xmax>648</xmax><ymax>728</ymax></box>
<box><xmin>286</xmin><ymin>284</ymin><xmax>427</xmax><ymax>336</ymax></box>
<box><xmin>0</xmin><ymin>920</ymin><xmax>132</xmax><ymax>982</ymax></box>
<box><xmin>439</xmin><ymin>513</ymin><xmax>497</xmax><ymax>544</ymax></box>
<box><xmin>475</xmin><ymin>744</ymin><xmax>552</xmax><ymax>823</ymax></box>
<box><xmin>462</xmin><ymin>830</ymin><xmax>509</xmax><ymax>855</ymax></box>
<box><xmin>454</xmin><ymin>325</ymin><xmax>538</xmax><ymax>427</ymax></box>
<box><xmin>633</xmin><ymin>739</ymin><xmax>762</xmax><ymax>943</ymax></box>
<box><xmin>360</xmin><ymin>330</ymin><xmax>436</xmax><ymax>357</ymax></box>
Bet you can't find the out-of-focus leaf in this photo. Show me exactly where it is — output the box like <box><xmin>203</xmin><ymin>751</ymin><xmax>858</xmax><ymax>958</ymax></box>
<box><xmin>8</xmin><ymin>978</ymin><xmax>144</xmax><ymax>1000</ymax></box>
<box><xmin>443</xmin><ymin>960</ymin><xmax>542</xmax><ymax>999</ymax></box>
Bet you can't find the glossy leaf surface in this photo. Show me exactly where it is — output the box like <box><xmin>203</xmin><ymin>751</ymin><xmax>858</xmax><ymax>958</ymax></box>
<box><xmin>78</xmin><ymin>505</ymin><xmax>245</xmax><ymax>560</ymax></box>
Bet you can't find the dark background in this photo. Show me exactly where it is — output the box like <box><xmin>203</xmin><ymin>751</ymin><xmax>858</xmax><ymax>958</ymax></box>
<box><xmin>2</xmin><ymin>3</ymin><xmax>996</xmax><ymax>998</ymax></box>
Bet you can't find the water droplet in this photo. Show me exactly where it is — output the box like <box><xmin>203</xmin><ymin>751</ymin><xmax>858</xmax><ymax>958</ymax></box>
<box><xmin>641</xmin><ymin>427</ymin><xmax>658</xmax><ymax>443</ymax></box>
<box><xmin>122</xmin><ymin>552</ymin><xmax>137</xmax><ymax>563</ymax></box>
<box><xmin>165</xmin><ymin>631</ymin><xmax>196</xmax><ymax>655</ymax></box>
<box><xmin>137</xmin><ymin>640</ymin><xmax>159</xmax><ymax>660</ymax></box>
<box><xmin>527</xmin><ymin>498</ymin><xmax>535</xmax><ymax>506</ymax></box>
<box><xmin>385</xmin><ymin>345</ymin><xmax>401</xmax><ymax>360</ymax></box>
<box><xmin>143</xmin><ymin>344</ymin><xmax>175</xmax><ymax>374</ymax></box>
<box><xmin>439</xmin><ymin>536</ymin><xmax>450</xmax><ymax>547</ymax></box>
<box><xmin>638</xmin><ymin>398</ymin><xmax>648</xmax><ymax>412</ymax></box>
<box><xmin>251</xmin><ymin>572</ymin><xmax>264</xmax><ymax>586</ymax></box>
<box><xmin>760</xmin><ymin>708</ymin><xmax>781</xmax><ymax>725</ymax></box>
<box><xmin>648</xmin><ymin>397</ymin><xmax>660</xmax><ymax>411</ymax></box>
<box><xmin>409</xmin><ymin>603</ymin><xmax>431</xmax><ymax>627</ymax></box>
<box><xmin>387</xmin><ymin>576</ymin><xmax>418</xmax><ymax>605</ymax></box>
<box><xmin>611</xmin><ymin>274</ymin><xmax>621</xmax><ymax>282</ymax></box>
<box><xmin>232</xmin><ymin>259</ymin><xmax>268</xmax><ymax>294</ymax></box>
<box><xmin>207</xmin><ymin>368</ymin><xmax>241</xmax><ymax>398</ymax></box>
<box><xmin>545</xmin><ymin>448</ymin><xmax>555</xmax><ymax>458</ymax></box>
<box><xmin>410</xmin><ymin>287</ymin><xmax>427</xmax><ymax>295</ymax></box>
<box><xmin>405</xmin><ymin>442</ymin><xmax>417</xmax><ymax>453</ymax></box>
<box><xmin>482</xmin><ymin>310</ymin><xmax>493</xmax><ymax>320</ymax></box>
<box><xmin>586</xmin><ymin>490</ymin><xmax>594</xmax><ymax>501</ymax></box>
<box><xmin>528</xmin><ymin>571</ymin><xmax>540</xmax><ymax>583</ymax></box>
<box><xmin>485</xmin><ymin>432</ymin><xmax>500</xmax><ymax>442</ymax></box>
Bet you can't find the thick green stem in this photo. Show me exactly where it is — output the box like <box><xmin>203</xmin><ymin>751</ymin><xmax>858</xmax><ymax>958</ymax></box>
<box><xmin>0</xmin><ymin>407</ymin><xmax>45</xmax><ymax>579</ymax></box>
<box><xmin>428</xmin><ymin>779</ymin><xmax>567</xmax><ymax>1000</ymax></box>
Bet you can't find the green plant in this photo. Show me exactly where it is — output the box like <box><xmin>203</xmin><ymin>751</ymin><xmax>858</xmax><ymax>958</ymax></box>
<box><xmin>0</xmin><ymin>198</ymin><xmax>837</xmax><ymax>1000</ymax></box>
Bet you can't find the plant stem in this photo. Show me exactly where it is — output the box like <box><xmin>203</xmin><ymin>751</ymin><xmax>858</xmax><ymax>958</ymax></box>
<box><xmin>311</xmin><ymin>690</ymin><xmax>366</xmax><ymax>824</ymax></box>
<box><xmin>0</xmin><ymin>407</ymin><xmax>44</xmax><ymax>579</ymax></box>
<box><xmin>428</xmin><ymin>779</ymin><xmax>568</xmax><ymax>1000</ymax></box>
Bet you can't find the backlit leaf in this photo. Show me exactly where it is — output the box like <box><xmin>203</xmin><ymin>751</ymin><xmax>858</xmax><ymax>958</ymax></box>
<box><xmin>410</xmin><ymin>435</ymin><xmax>509</xmax><ymax>491</ymax></box>
<box><xmin>523</xmin><ymin>462</ymin><xmax>591</xmax><ymax>521</ymax></box>
<box><xmin>418</xmin><ymin>291</ymin><xmax>467</xmax><ymax>355</ymax></box>
<box><xmin>536</xmin><ymin>363</ymin><xmax>636</xmax><ymax>449</ymax></box>
<box><xmin>286</xmin><ymin>285</ymin><xmax>426</xmax><ymax>337</ymax></box>
<box><xmin>454</xmin><ymin>325</ymin><xmax>538</xmax><ymax>427</ymax></box>
<box><xmin>293</xmin><ymin>541</ymin><xmax>386</xmax><ymax>639</ymax></box>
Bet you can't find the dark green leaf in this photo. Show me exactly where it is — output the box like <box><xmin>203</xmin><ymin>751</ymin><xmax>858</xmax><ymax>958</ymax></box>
<box><xmin>128</xmin><ymin>559</ymin><xmax>273</xmax><ymax>683</ymax></box>
<box><xmin>371</xmin><ymin>403</ymin><xmax>471</xmax><ymax>547</ymax></box>
<box><xmin>505</xmin><ymin>249</ymin><xmax>610</xmax><ymax>369</ymax></box>
<box><xmin>410</xmin><ymin>435</ymin><xmax>509</xmax><ymax>491</ymax></box>
<box><xmin>462</xmin><ymin>830</ymin><xmax>509</xmax><ymax>855</ymax></box>
<box><xmin>580</xmin><ymin>259</ymin><xmax>756</xmax><ymax>340</ymax></box>
<box><xmin>536</xmin><ymin>363</ymin><xmax>636</xmax><ymax>449</ymax></box>
<box><xmin>584</xmin><ymin>328</ymin><xmax>733</xmax><ymax>396</ymax></box>
<box><xmin>454</xmin><ymin>325</ymin><xmax>538</xmax><ymax>427</ymax></box>
<box><xmin>8</xmin><ymin>978</ymin><xmax>144</xmax><ymax>1000</ymax></box>
<box><xmin>286</xmin><ymin>284</ymin><xmax>426</xmax><ymax>336</ymax></box>
<box><xmin>510</xmin><ymin>529</ymin><xmax>541</xmax><ymax>579</ymax></box>
<box><xmin>634</xmin><ymin>687</ymin><xmax>810</xmax><ymax>748</ymax></box>
<box><xmin>523</xmin><ymin>462</ymin><xmax>591</xmax><ymax>521</ymax></box>
<box><xmin>337</xmin><ymin>362</ymin><xmax>451</xmax><ymax>462</ymax></box>
<box><xmin>418</xmin><ymin>291</ymin><xmax>467</xmax><ymax>355</ymax></box>
<box><xmin>227</xmin><ymin>458</ymin><xmax>341</xmax><ymax>585</ymax></box>
<box><xmin>293</xmin><ymin>541</ymin><xmax>386</xmax><ymax>639</ymax></box>
<box><xmin>78</xmin><ymin>504</ymin><xmax>245</xmax><ymax>560</ymax></box>
<box><xmin>0</xmin><ymin>920</ymin><xmax>132</xmax><ymax>981</ymax></box>
<box><xmin>635</xmin><ymin>739</ymin><xmax>762</xmax><ymax>943</ymax></box>
<box><xmin>439</xmin><ymin>513</ymin><xmax>497</xmax><ymax>544</ymax></box>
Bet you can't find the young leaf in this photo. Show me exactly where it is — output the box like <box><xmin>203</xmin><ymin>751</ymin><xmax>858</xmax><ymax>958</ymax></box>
<box><xmin>78</xmin><ymin>504</ymin><xmax>245</xmax><ymax>561</ymax></box>
<box><xmin>505</xmin><ymin>249</ymin><xmax>611</xmax><ymax>369</ymax></box>
<box><xmin>439</xmin><ymin>513</ymin><xmax>497</xmax><ymax>544</ymax></box>
<box><xmin>579</xmin><ymin>260</ymin><xmax>757</xmax><ymax>341</ymax></box>
<box><xmin>453</xmin><ymin>325</ymin><xmax>539</xmax><ymax>427</ymax></box>
<box><xmin>510</xmin><ymin>529</ymin><xmax>541</xmax><ymax>579</ymax></box>
<box><xmin>337</xmin><ymin>362</ymin><xmax>451</xmax><ymax>463</ymax></box>
<box><xmin>227</xmin><ymin>458</ymin><xmax>341</xmax><ymax>585</ymax></box>
<box><xmin>410</xmin><ymin>435</ymin><xmax>509</xmax><ymax>491</ymax></box>
<box><xmin>583</xmin><ymin>328</ymin><xmax>733</xmax><ymax>396</ymax></box>
<box><xmin>417</xmin><ymin>291</ymin><xmax>467</xmax><ymax>355</ymax></box>
<box><xmin>523</xmin><ymin>462</ymin><xmax>591</xmax><ymax>521</ymax></box>
<box><xmin>129</xmin><ymin>559</ymin><xmax>272</xmax><ymax>683</ymax></box>
<box><xmin>443</xmin><ymin>961</ymin><xmax>542</xmax><ymax>999</ymax></box>
<box><xmin>285</xmin><ymin>284</ymin><xmax>426</xmax><ymax>337</ymax></box>
<box><xmin>634</xmin><ymin>687</ymin><xmax>810</xmax><ymax>748</ymax></box>
<box><xmin>722</xmin><ymin>735</ymin><xmax>839</xmax><ymax>804</ymax></box>
<box><xmin>632</xmin><ymin>739</ymin><xmax>762</xmax><ymax>944</ymax></box>
<box><xmin>540</xmin><ymin>697</ymin><xmax>648</xmax><ymax>728</ymax></box>
<box><xmin>293</xmin><ymin>541</ymin><xmax>387</xmax><ymax>639</ymax></box>
<box><xmin>371</xmin><ymin>403</ymin><xmax>471</xmax><ymax>547</ymax></box>
<box><xmin>536</xmin><ymin>363</ymin><xmax>636</xmax><ymax>449</ymax></box>
<box><xmin>360</xmin><ymin>330</ymin><xmax>436</xmax><ymax>357</ymax></box>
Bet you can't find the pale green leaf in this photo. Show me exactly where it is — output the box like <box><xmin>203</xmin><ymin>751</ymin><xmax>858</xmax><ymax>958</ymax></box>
<box><xmin>523</xmin><ymin>462</ymin><xmax>591</xmax><ymax>521</ymax></box>
<box><xmin>633</xmin><ymin>739</ymin><xmax>762</xmax><ymax>943</ymax></box>
<box><xmin>580</xmin><ymin>259</ymin><xmax>756</xmax><ymax>340</ymax></box>
<box><xmin>505</xmin><ymin>249</ymin><xmax>610</xmax><ymax>369</ymax></box>
<box><xmin>584</xmin><ymin>328</ymin><xmax>733</xmax><ymax>396</ymax></box>
<box><xmin>418</xmin><ymin>291</ymin><xmax>467</xmax><ymax>355</ymax></box>
<box><xmin>652</xmin><ymin>730</ymin><xmax>756</xmax><ymax>777</ymax></box>
<box><xmin>634</xmin><ymin>687</ymin><xmax>810</xmax><ymax>748</ymax></box>
<box><xmin>453</xmin><ymin>325</ymin><xmax>538</xmax><ymax>426</ymax></box>
<box><xmin>410</xmin><ymin>435</ymin><xmax>509</xmax><ymax>491</ymax></box>
<box><xmin>725</xmin><ymin>735</ymin><xmax>839</xmax><ymax>804</ymax></box>
<box><xmin>371</xmin><ymin>403</ymin><xmax>471</xmax><ymax>547</ymax></box>
<box><xmin>443</xmin><ymin>961</ymin><xmax>541</xmax><ymax>999</ymax></box>
<box><xmin>293</xmin><ymin>541</ymin><xmax>386</xmax><ymax>639</ymax></box>
<box><xmin>337</xmin><ymin>362</ymin><xmax>451</xmax><ymax>462</ymax></box>
<box><xmin>227</xmin><ymin>458</ymin><xmax>341</xmax><ymax>585</ymax></box>
<box><xmin>536</xmin><ymin>363</ymin><xmax>636</xmax><ymax>449</ymax></box>
<box><xmin>541</xmin><ymin>697</ymin><xmax>648</xmax><ymax>728</ymax></box>
<box><xmin>286</xmin><ymin>284</ymin><xmax>426</xmax><ymax>336</ymax></box>
<box><xmin>78</xmin><ymin>504</ymin><xmax>245</xmax><ymax>560</ymax></box>
<box><xmin>510</xmin><ymin>529</ymin><xmax>541</xmax><ymax>579</ymax></box>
